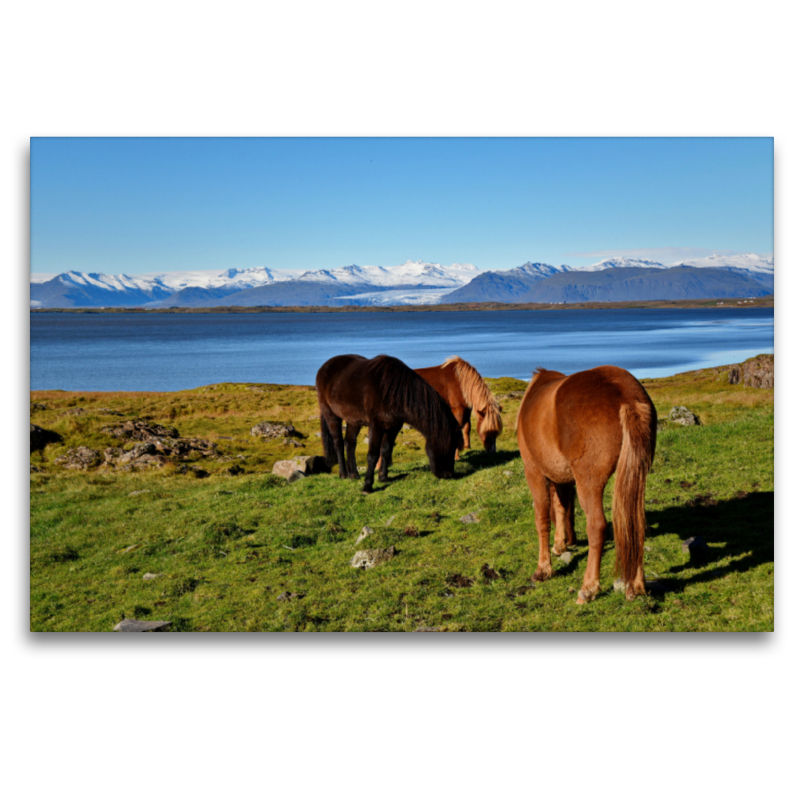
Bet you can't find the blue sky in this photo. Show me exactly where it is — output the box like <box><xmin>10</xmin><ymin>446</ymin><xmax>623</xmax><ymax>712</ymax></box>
<box><xmin>30</xmin><ymin>137</ymin><xmax>774</xmax><ymax>276</ymax></box>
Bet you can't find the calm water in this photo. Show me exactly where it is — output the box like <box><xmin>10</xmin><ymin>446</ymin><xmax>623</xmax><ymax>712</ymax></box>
<box><xmin>29</xmin><ymin>308</ymin><xmax>774</xmax><ymax>392</ymax></box>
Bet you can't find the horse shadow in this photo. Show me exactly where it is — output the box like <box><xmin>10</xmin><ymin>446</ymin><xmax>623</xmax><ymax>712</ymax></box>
<box><xmin>455</xmin><ymin>448</ymin><xmax>519</xmax><ymax>473</ymax></box>
<box><xmin>642</xmin><ymin>491</ymin><xmax>774</xmax><ymax>593</ymax></box>
<box><xmin>547</xmin><ymin>491</ymin><xmax>773</xmax><ymax>596</ymax></box>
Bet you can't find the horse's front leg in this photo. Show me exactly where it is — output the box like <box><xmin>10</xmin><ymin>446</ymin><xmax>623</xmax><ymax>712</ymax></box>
<box><xmin>344</xmin><ymin>423</ymin><xmax>361</xmax><ymax>479</ymax></box>
<box><xmin>460</xmin><ymin>409</ymin><xmax>472</xmax><ymax>458</ymax></box>
<box><xmin>362</xmin><ymin>422</ymin><xmax>384</xmax><ymax>494</ymax></box>
<box><xmin>524</xmin><ymin>463</ymin><xmax>553</xmax><ymax>582</ymax></box>
<box><xmin>378</xmin><ymin>424</ymin><xmax>402</xmax><ymax>482</ymax></box>
<box><xmin>322</xmin><ymin>410</ymin><xmax>347</xmax><ymax>478</ymax></box>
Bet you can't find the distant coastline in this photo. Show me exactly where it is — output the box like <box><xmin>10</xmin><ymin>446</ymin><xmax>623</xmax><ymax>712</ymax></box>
<box><xmin>30</xmin><ymin>296</ymin><xmax>774</xmax><ymax>315</ymax></box>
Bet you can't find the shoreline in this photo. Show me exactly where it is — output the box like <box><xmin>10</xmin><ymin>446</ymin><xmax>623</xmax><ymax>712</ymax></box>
<box><xmin>30</xmin><ymin>296</ymin><xmax>774</xmax><ymax>314</ymax></box>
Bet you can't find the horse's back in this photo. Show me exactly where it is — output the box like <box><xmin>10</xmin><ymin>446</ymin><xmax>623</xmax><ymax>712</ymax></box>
<box><xmin>518</xmin><ymin>365</ymin><xmax>654</xmax><ymax>482</ymax></box>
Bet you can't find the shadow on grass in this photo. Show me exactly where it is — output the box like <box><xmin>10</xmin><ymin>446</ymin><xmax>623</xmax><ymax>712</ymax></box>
<box><xmin>644</xmin><ymin>491</ymin><xmax>774</xmax><ymax>593</ymax></box>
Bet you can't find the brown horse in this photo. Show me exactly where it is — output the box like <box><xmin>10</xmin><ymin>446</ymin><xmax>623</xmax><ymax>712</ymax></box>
<box><xmin>316</xmin><ymin>354</ymin><xmax>463</xmax><ymax>493</ymax></box>
<box><xmin>415</xmin><ymin>356</ymin><xmax>503</xmax><ymax>457</ymax></box>
<box><xmin>516</xmin><ymin>365</ymin><xmax>657</xmax><ymax>603</ymax></box>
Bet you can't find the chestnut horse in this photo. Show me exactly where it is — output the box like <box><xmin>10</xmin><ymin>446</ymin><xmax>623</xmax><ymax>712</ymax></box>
<box><xmin>415</xmin><ymin>356</ymin><xmax>503</xmax><ymax>457</ymax></box>
<box><xmin>516</xmin><ymin>365</ymin><xmax>657</xmax><ymax>603</ymax></box>
<box><xmin>316</xmin><ymin>354</ymin><xmax>463</xmax><ymax>493</ymax></box>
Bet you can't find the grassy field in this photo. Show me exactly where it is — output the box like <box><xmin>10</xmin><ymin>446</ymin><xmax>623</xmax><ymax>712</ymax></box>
<box><xmin>29</xmin><ymin>362</ymin><xmax>774</xmax><ymax>632</ymax></box>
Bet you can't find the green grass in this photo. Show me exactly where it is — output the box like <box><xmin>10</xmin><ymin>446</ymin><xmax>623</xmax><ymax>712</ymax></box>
<box><xmin>30</xmin><ymin>366</ymin><xmax>774</xmax><ymax>632</ymax></box>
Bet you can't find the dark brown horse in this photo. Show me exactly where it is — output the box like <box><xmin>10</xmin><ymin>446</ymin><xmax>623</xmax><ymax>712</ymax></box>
<box><xmin>516</xmin><ymin>365</ymin><xmax>657</xmax><ymax>603</ymax></box>
<box><xmin>316</xmin><ymin>354</ymin><xmax>463</xmax><ymax>493</ymax></box>
<box><xmin>415</xmin><ymin>356</ymin><xmax>503</xmax><ymax>457</ymax></box>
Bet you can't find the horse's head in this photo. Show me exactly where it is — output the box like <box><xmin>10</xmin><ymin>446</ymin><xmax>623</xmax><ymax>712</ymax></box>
<box><xmin>426</xmin><ymin>416</ymin><xmax>463</xmax><ymax>479</ymax></box>
<box><xmin>476</xmin><ymin>402</ymin><xmax>503</xmax><ymax>453</ymax></box>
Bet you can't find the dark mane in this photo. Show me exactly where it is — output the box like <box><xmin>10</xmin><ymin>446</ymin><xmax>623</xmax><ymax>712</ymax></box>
<box><xmin>366</xmin><ymin>355</ymin><xmax>460</xmax><ymax>451</ymax></box>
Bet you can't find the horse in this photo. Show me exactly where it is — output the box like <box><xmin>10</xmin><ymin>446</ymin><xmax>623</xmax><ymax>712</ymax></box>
<box><xmin>315</xmin><ymin>354</ymin><xmax>464</xmax><ymax>493</ymax></box>
<box><xmin>516</xmin><ymin>365</ymin><xmax>657</xmax><ymax>603</ymax></box>
<box><xmin>415</xmin><ymin>356</ymin><xmax>503</xmax><ymax>457</ymax></box>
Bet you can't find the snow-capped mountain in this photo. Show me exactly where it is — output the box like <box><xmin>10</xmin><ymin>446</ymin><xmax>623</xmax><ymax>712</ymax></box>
<box><xmin>30</xmin><ymin>261</ymin><xmax>481</xmax><ymax>308</ymax></box>
<box><xmin>670</xmin><ymin>253</ymin><xmax>774</xmax><ymax>273</ymax></box>
<box><xmin>582</xmin><ymin>258</ymin><xmax>671</xmax><ymax>271</ymax></box>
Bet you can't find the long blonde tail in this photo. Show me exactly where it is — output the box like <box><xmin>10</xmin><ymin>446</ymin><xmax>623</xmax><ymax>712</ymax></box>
<box><xmin>612</xmin><ymin>402</ymin><xmax>655</xmax><ymax>585</ymax></box>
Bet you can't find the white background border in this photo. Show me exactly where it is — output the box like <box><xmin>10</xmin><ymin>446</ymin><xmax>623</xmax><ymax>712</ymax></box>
<box><xmin>6</xmin><ymin>3</ymin><xmax>794</xmax><ymax>798</ymax></box>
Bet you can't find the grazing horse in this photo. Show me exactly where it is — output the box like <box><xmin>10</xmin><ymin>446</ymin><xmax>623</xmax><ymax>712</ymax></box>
<box><xmin>516</xmin><ymin>365</ymin><xmax>657</xmax><ymax>603</ymax></box>
<box><xmin>316</xmin><ymin>354</ymin><xmax>463</xmax><ymax>493</ymax></box>
<box><xmin>415</xmin><ymin>356</ymin><xmax>503</xmax><ymax>457</ymax></box>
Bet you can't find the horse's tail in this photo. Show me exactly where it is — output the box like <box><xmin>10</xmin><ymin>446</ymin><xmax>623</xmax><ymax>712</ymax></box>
<box><xmin>613</xmin><ymin>401</ymin><xmax>656</xmax><ymax>588</ymax></box>
<box><xmin>320</xmin><ymin>415</ymin><xmax>337</xmax><ymax>469</ymax></box>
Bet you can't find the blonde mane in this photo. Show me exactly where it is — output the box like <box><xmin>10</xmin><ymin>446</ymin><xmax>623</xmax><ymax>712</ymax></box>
<box><xmin>441</xmin><ymin>356</ymin><xmax>503</xmax><ymax>435</ymax></box>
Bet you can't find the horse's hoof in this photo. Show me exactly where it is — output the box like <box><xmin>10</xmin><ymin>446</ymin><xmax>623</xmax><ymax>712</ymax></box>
<box><xmin>577</xmin><ymin>590</ymin><xmax>593</xmax><ymax>604</ymax></box>
<box><xmin>361</xmin><ymin>487</ymin><xmax>373</xmax><ymax>495</ymax></box>
<box><xmin>531</xmin><ymin>568</ymin><xmax>550</xmax><ymax>583</ymax></box>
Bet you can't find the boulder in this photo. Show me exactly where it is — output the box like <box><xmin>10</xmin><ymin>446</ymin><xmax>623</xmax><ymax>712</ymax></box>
<box><xmin>668</xmin><ymin>406</ymin><xmax>701</xmax><ymax>426</ymax></box>
<box><xmin>54</xmin><ymin>446</ymin><xmax>102</xmax><ymax>470</ymax></box>
<box><xmin>101</xmin><ymin>419</ymin><xmax>179</xmax><ymax>441</ymax></box>
<box><xmin>30</xmin><ymin>423</ymin><xmax>61</xmax><ymax>453</ymax></box>
<box><xmin>272</xmin><ymin>455</ymin><xmax>329</xmax><ymax>479</ymax></box>
<box><xmin>350</xmin><ymin>546</ymin><xmax>396</xmax><ymax>569</ymax></box>
<box><xmin>113</xmin><ymin>618</ymin><xmax>171</xmax><ymax>632</ymax></box>
<box><xmin>742</xmin><ymin>354</ymin><xmax>774</xmax><ymax>389</ymax></box>
<box><xmin>251</xmin><ymin>421</ymin><xmax>303</xmax><ymax>440</ymax></box>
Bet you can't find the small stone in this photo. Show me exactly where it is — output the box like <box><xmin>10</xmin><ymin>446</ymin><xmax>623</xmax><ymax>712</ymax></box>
<box><xmin>142</xmin><ymin>573</ymin><xmax>162</xmax><ymax>580</ymax></box>
<box><xmin>459</xmin><ymin>512</ymin><xmax>480</xmax><ymax>524</ymax></box>
<box><xmin>559</xmin><ymin>551</ymin><xmax>574</xmax><ymax>564</ymax></box>
<box><xmin>128</xmin><ymin>490</ymin><xmax>150</xmax><ymax>496</ymax></box>
<box><xmin>613</xmin><ymin>578</ymin><xmax>626</xmax><ymax>592</ymax></box>
<box><xmin>350</xmin><ymin>546</ymin><xmax>396</xmax><ymax>569</ymax></box>
<box><xmin>356</xmin><ymin>526</ymin><xmax>373</xmax><ymax>544</ymax></box>
<box><xmin>113</xmin><ymin>618</ymin><xmax>171</xmax><ymax>632</ymax></box>
<box><xmin>682</xmin><ymin>536</ymin><xmax>711</xmax><ymax>557</ymax></box>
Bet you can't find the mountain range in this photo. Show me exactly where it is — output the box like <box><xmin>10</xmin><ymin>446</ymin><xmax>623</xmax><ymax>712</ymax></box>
<box><xmin>30</xmin><ymin>255</ymin><xmax>774</xmax><ymax>309</ymax></box>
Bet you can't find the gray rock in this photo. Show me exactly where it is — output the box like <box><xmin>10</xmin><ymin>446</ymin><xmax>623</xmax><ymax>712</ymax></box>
<box><xmin>559</xmin><ymin>551</ymin><xmax>574</xmax><ymax>564</ymax></box>
<box><xmin>251</xmin><ymin>421</ymin><xmax>302</xmax><ymax>440</ymax></box>
<box><xmin>54</xmin><ymin>446</ymin><xmax>102</xmax><ymax>470</ymax></box>
<box><xmin>356</xmin><ymin>526</ymin><xmax>373</xmax><ymax>544</ymax></box>
<box><xmin>350</xmin><ymin>546</ymin><xmax>396</xmax><ymax>569</ymax></box>
<box><xmin>113</xmin><ymin>618</ymin><xmax>171</xmax><ymax>632</ymax></box>
<box><xmin>142</xmin><ymin>572</ymin><xmax>162</xmax><ymax>580</ymax></box>
<box><xmin>272</xmin><ymin>455</ymin><xmax>328</xmax><ymax>479</ymax></box>
<box><xmin>682</xmin><ymin>536</ymin><xmax>711</xmax><ymax>556</ymax></box>
<box><xmin>668</xmin><ymin>406</ymin><xmax>701</xmax><ymax>426</ymax></box>
<box><xmin>286</xmin><ymin>470</ymin><xmax>306</xmax><ymax>484</ymax></box>
<box><xmin>742</xmin><ymin>354</ymin><xmax>773</xmax><ymax>389</ymax></box>
<box><xmin>459</xmin><ymin>512</ymin><xmax>480</xmax><ymax>524</ymax></box>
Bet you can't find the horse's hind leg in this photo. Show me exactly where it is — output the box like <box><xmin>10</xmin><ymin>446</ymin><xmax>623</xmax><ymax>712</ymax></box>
<box><xmin>550</xmin><ymin>483</ymin><xmax>575</xmax><ymax>555</ymax></box>
<box><xmin>344</xmin><ymin>423</ymin><xmax>361</xmax><ymax>479</ymax></box>
<box><xmin>378</xmin><ymin>424</ymin><xmax>402</xmax><ymax>483</ymax></box>
<box><xmin>574</xmin><ymin>481</ymin><xmax>608</xmax><ymax>603</ymax></box>
<box><xmin>524</xmin><ymin>463</ymin><xmax>553</xmax><ymax>582</ymax></box>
